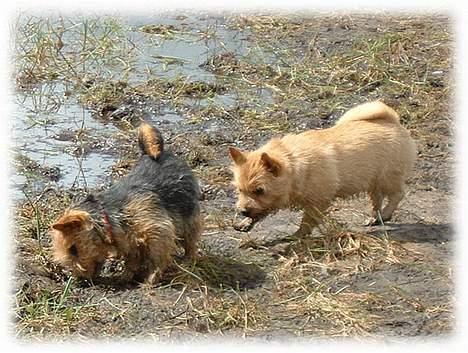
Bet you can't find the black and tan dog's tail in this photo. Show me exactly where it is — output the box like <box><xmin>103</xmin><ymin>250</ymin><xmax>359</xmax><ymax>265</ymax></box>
<box><xmin>138</xmin><ymin>122</ymin><xmax>164</xmax><ymax>160</ymax></box>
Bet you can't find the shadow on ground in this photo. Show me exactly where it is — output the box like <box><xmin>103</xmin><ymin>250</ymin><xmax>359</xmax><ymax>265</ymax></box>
<box><xmin>367</xmin><ymin>223</ymin><xmax>453</xmax><ymax>243</ymax></box>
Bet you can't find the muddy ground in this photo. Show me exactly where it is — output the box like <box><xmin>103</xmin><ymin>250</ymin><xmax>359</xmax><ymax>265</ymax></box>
<box><xmin>11</xmin><ymin>12</ymin><xmax>454</xmax><ymax>341</ymax></box>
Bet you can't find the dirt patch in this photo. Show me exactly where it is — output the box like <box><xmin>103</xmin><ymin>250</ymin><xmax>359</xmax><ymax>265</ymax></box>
<box><xmin>12</xmin><ymin>13</ymin><xmax>454</xmax><ymax>340</ymax></box>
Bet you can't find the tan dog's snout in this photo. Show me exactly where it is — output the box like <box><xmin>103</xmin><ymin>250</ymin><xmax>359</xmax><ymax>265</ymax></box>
<box><xmin>236</xmin><ymin>195</ymin><xmax>255</xmax><ymax>216</ymax></box>
<box><xmin>236</xmin><ymin>197</ymin><xmax>264</xmax><ymax>219</ymax></box>
<box><xmin>238</xmin><ymin>207</ymin><xmax>252</xmax><ymax>218</ymax></box>
<box><xmin>236</xmin><ymin>200</ymin><xmax>252</xmax><ymax>217</ymax></box>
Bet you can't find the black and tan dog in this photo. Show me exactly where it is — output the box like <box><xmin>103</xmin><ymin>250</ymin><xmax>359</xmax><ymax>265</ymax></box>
<box><xmin>51</xmin><ymin>122</ymin><xmax>202</xmax><ymax>284</ymax></box>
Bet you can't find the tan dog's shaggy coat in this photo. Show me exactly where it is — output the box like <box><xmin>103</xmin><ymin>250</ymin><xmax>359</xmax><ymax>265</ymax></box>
<box><xmin>229</xmin><ymin>101</ymin><xmax>416</xmax><ymax>235</ymax></box>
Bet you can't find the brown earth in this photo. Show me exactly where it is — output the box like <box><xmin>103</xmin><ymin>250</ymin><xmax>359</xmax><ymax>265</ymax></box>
<box><xmin>12</xmin><ymin>13</ymin><xmax>455</xmax><ymax>341</ymax></box>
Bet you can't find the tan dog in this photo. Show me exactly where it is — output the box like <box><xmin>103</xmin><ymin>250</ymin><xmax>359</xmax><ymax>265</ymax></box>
<box><xmin>229</xmin><ymin>101</ymin><xmax>416</xmax><ymax>235</ymax></box>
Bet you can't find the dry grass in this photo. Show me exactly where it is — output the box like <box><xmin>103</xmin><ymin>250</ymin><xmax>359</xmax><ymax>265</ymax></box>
<box><xmin>293</xmin><ymin>217</ymin><xmax>412</xmax><ymax>268</ymax></box>
<box><xmin>166</xmin><ymin>286</ymin><xmax>268</xmax><ymax>334</ymax></box>
<box><xmin>225</xmin><ymin>14</ymin><xmax>453</xmax><ymax>132</ymax></box>
<box><xmin>12</xmin><ymin>12</ymin><xmax>454</xmax><ymax>339</ymax></box>
<box><xmin>263</xmin><ymin>217</ymin><xmax>422</xmax><ymax>337</ymax></box>
<box><xmin>15</xmin><ymin>16</ymin><xmax>137</xmax><ymax>86</ymax></box>
<box><xmin>153</xmin><ymin>215</ymin><xmax>427</xmax><ymax>337</ymax></box>
<box><xmin>164</xmin><ymin>251</ymin><xmax>264</xmax><ymax>290</ymax></box>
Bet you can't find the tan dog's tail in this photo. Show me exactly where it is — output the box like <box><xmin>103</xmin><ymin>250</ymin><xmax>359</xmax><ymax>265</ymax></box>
<box><xmin>138</xmin><ymin>122</ymin><xmax>164</xmax><ymax>159</ymax></box>
<box><xmin>335</xmin><ymin>101</ymin><xmax>400</xmax><ymax>126</ymax></box>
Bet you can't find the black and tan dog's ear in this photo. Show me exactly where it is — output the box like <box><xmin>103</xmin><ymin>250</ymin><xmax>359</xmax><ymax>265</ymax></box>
<box><xmin>52</xmin><ymin>210</ymin><xmax>93</xmax><ymax>234</ymax></box>
<box><xmin>228</xmin><ymin>147</ymin><xmax>246</xmax><ymax>165</ymax></box>
<box><xmin>260</xmin><ymin>152</ymin><xmax>282</xmax><ymax>176</ymax></box>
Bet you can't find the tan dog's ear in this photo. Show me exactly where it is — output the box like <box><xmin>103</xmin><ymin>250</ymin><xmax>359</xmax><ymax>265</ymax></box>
<box><xmin>260</xmin><ymin>152</ymin><xmax>281</xmax><ymax>176</ymax></box>
<box><xmin>52</xmin><ymin>211</ymin><xmax>93</xmax><ymax>234</ymax></box>
<box><xmin>229</xmin><ymin>147</ymin><xmax>246</xmax><ymax>165</ymax></box>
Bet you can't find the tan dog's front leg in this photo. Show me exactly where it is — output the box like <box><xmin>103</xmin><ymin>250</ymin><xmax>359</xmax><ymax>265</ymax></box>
<box><xmin>293</xmin><ymin>210</ymin><xmax>320</xmax><ymax>237</ymax></box>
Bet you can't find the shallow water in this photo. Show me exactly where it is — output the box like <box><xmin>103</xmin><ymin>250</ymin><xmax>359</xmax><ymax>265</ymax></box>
<box><xmin>12</xmin><ymin>82</ymin><xmax>119</xmax><ymax>198</ymax></box>
<box><xmin>11</xmin><ymin>13</ymin><xmax>256</xmax><ymax>200</ymax></box>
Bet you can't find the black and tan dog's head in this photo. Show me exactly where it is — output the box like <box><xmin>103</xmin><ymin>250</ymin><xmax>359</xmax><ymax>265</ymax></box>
<box><xmin>50</xmin><ymin>207</ymin><xmax>112</xmax><ymax>280</ymax></box>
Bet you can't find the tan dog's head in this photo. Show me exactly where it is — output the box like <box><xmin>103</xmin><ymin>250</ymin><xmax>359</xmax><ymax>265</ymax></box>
<box><xmin>50</xmin><ymin>209</ymin><xmax>111</xmax><ymax>280</ymax></box>
<box><xmin>229</xmin><ymin>146</ymin><xmax>290</xmax><ymax>223</ymax></box>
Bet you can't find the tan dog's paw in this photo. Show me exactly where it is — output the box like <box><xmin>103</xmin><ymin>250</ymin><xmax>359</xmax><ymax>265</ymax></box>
<box><xmin>366</xmin><ymin>217</ymin><xmax>385</xmax><ymax>226</ymax></box>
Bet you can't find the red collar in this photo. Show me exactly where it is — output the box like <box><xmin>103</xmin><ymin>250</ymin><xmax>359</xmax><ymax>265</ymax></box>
<box><xmin>99</xmin><ymin>207</ymin><xmax>114</xmax><ymax>244</ymax></box>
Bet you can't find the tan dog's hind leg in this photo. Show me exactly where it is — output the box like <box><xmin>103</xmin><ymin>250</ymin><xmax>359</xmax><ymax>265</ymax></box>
<box><xmin>367</xmin><ymin>190</ymin><xmax>384</xmax><ymax>225</ymax></box>
<box><xmin>368</xmin><ymin>183</ymin><xmax>404</xmax><ymax>225</ymax></box>
<box><xmin>381</xmin><ymin>190</ymin><xmax>404</xmax><ymax>222</ymax></box>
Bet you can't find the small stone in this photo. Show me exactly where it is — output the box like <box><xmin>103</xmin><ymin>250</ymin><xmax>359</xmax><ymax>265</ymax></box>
<box><xmin>233</xmin><ymin>217</ymin><xmax>254</xmax><ymax>232</ymax></box>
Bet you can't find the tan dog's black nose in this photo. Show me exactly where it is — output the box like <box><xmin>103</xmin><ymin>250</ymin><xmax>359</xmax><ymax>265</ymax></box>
<box><xmin>239</xmin><ymin>209</ymin><xmax>251</xmax><ymax>217</ymax></box>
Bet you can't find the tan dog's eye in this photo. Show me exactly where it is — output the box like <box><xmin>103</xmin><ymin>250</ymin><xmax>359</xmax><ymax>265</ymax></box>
<box><xmin>69</xmin><ymin>245</ymin><xmax>78</xmax><ymax>257</ymax></box>
<box><xmin>253</xmin><ymin>187</ymin><xmax>264</xmax><ymax>196</ymax></box>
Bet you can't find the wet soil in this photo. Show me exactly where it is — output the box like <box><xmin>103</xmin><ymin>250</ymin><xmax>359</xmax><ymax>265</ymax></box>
<box><xmin>11</xmin><ymin>12</ymin><xmax>454</xmax><ymax>341</ymax></box>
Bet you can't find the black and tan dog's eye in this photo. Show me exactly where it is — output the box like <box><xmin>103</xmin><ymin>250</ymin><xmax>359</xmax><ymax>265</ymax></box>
<box><xmin>69</xmin><ymin>245</ymin><xmax>78</xmax><ymax>257</ymax></box>
<box><xmin>253</xmin><ymin>187</ymin><xmax>264</xmax><ymax>195</ymax></box>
